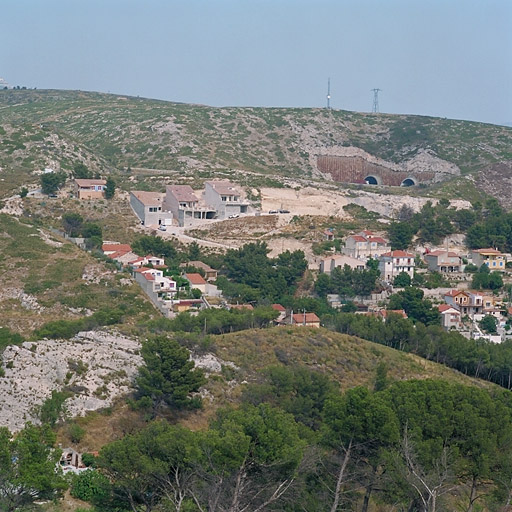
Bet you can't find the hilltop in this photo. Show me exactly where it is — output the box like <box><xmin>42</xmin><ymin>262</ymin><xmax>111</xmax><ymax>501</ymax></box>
<box><xmin>1</xmin><ymin>89</ymin><xmax>512</xmax><ymax>203</ymax></box>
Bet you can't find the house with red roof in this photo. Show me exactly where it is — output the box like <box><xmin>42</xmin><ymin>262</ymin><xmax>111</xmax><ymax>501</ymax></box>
<box><xmin>424</xmin><ymin>250</ymin><xmax>462</xmax><ymax>273</ymax></box>
<box><xmin>438</xmin><ymin>304</ymin><xmax>462</xmax><ymax>330</ymax></box>
<box><xmin>378</xmin><ymin>250</ymin><xmax>415</xmax><ymax>281</ymax></box>
<box><xmin>281</xmin><ymin>312</ymin><xmax>320</xmax><ymax>328</ymax></box>
<box><xmin>74</xmin><ymin>179</ymin><xmax>106</xmax><ymax>200</ymax></box>
<box><xmin>102</xmin><ymin>243</ymin><xmax>132</xmax><ymax>256</ymax></box>
<box><xmin>342</xmin><ymin>231</ymin><xmax>390</xmax><ymax>259</ymax></box>
<box><xmin>443</xmin><ymin>289</ymin><xmax>484</xmax><ymax>316</ymax></box>
<box><xmin>271</xmin><ymin>303</ymin><xmax>286</xmax><ymax>322</ymax></box>
<box><xmin>128</xmin><ymin>255</ymin><xmax>166</xmax><ymax>269</ymax></box>
<box><xmin>184</xmin><ymin>273</ymin><xmax>207</xmax><ymax>294</ymax></box>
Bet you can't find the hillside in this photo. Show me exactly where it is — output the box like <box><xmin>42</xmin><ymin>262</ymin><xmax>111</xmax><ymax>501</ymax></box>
<box><xmin>0</xmin><ymin>213</ymin><xmax>154</xmax><ymax>335</ymax></box>
<box><xmin>1</xmin><ymin>89</ymin><xmax>512</xmax><ymax>203</ymax></box>
<box><xmin>27</xmin><ymin>326</ymin><xmax>497</xmax><ymax>450</ymax></box>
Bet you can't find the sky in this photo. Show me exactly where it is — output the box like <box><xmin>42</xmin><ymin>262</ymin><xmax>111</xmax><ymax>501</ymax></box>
<box><xmin>1</xmin><ymin>0</ymin><xmax>511</xmax><ymax>125</ymax></box>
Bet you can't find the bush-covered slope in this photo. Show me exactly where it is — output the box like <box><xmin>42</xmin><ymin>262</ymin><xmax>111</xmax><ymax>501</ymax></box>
<box><xmin>1</xmin><ymin>89</ymin><xmax>511</xmax><ymax>198</ymax></box>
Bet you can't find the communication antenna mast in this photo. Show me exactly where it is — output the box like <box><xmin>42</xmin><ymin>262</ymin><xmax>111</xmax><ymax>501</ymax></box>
<box><xmin>371</xmin><ymin>88</ymin><xmax>381</xmax><ymax>113</ymax></box>
<box><xmin>327</xmin><ymin>78</ymin><xmax>331</xmax><ymax>109</ymax></box>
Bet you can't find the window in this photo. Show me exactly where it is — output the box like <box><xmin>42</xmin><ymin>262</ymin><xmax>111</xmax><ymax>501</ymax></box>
<box><xmin>149</xmin><ymin>207</ymin><xmax>157</xmax><ymax>212</ymax></box>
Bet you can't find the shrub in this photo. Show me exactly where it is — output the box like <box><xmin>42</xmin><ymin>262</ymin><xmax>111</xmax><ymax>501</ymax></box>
<box><xmin>68</xmin><ymin>423</ymin><xmax>86</xmax><ymax>444</ymax></box>
<box><xmin>70</xmin><ymin>470</ymin><xmax>111</xmax><ymax>504</ymax></box>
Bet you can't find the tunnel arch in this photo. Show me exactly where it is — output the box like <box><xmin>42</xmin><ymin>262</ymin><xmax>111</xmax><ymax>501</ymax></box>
<box><xmin>401</xmin><ymin>178</ymin><xmax>416</xmax><ymax>187</ymax></box>
<box><xmin>364</xmin><ymin>175</ymin><xmax>381</xmax><ymax>185</ymax></box>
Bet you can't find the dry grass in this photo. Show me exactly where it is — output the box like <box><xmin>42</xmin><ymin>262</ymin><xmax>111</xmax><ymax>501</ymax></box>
<box><xmin>210</xmin><ymin>326</ymin><xmax>497</xmax><ymax>392</ymax></box>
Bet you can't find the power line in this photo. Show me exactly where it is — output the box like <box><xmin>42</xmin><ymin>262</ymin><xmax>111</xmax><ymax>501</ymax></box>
<box><xmin>371</xmin><ymin>88</ymin><xmax>381</xmax><ymax>113</ymax></box>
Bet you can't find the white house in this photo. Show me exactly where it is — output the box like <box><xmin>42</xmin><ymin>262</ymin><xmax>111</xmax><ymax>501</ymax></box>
<box><xmin>379</xmin><ymin>250</ymin><xmax>415</xmax><ymax>281</ymax></box>
<box><xmin>342</xmin><ymin>230</ymin><xmax>391</xmax><ymax>260</ymax></box>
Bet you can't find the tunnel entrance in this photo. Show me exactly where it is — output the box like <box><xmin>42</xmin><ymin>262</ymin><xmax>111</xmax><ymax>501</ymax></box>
<box><xmin>401</xmin><ymin>178</ymin><xmax>416</xmax><ymax>187</ymax></box>
<box><xmin>364</xmin><ymin>176</ymin><xmax>379</xmax><ymax>185</ymax></box>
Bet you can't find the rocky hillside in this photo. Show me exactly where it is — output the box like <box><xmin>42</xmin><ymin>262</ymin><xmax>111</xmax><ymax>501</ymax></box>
<box><xmin>1</xmin><ymin>89</ymin><xmax>511</xmax><ymax>200</ymax></box>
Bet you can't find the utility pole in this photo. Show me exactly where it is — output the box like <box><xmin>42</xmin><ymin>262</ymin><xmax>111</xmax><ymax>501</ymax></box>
<box><xmin>327</xmin><ymin>78</ymin><xmax>331</xmax><ymax>109</ymax></box>
<box><xmin>371</xmin><ymin>88</ymin><xmax>381</xmax><ymax>113</ymax></box>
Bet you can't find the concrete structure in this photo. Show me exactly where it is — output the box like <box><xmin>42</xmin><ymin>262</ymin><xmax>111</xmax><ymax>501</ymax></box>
<box><xmin>470</xmin><ymin>248</ymin><xmax>506</xmax><ymax>271</ymax></box>
<box><xmin>130</xmin><ymin>191</ymin><xmax>172</xmax><ymax>227</ymax></box>
<box><xmin>319</xmin><ymin>254</ymin><xmax>366</xmax><ymax>273</ymax></box>
<box><xmin>74</xmin><ymin>179</ymin><xmax>106</xmax><ymax>199</ymax></box>
<box><xmin>204</xmin><ymin>181</ymin><xmax>249</xmax><ymax>219</ymax></box>
<box><xmin>424</xmin><ymin>250</ymin><xmax>463</xmax><ymax>273</ymax></box>
<box><xmin>165</xmin><ymin>185</ymin><xmax>216</xmax><ymax>227</ymax></box>
<box><xmin>379</xmin><ymin>250</ymin><xmax>415</xmax><ymax>281</ymax></box>
<box><xmin>439</xmin><ymin>304</ymin><xmax>462</xmax><ymax>330</ymax></box>
<box><xmin>342</xmin><ymin>231</ymin><xmax>390</xmax><ymax>260</ymax></box>
<box><xmin>317</xmin><ymin>155</ymin><xmax>435</xmax><ymax>187</ymax></box>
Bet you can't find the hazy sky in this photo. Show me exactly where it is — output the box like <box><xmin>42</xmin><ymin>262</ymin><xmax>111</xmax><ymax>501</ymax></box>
<box><xmin>2</xmin><ymin>0</ymin><xmax>511</xmax><ymax>125</ymax></box>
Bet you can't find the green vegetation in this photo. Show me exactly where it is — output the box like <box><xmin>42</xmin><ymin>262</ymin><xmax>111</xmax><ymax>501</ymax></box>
<box><xmin>0</xmin><ymin>89</ymin><xmax>511</xmax><ymax>201</ymax></box>
<box><xmin>0</xmin><ymin>423</ymin><xmax>67</xmax><ymax>511</ymax></box>
<box><xmin>104</xmin><ymin>177</ymin><xmax>116</xmax><ymax>199</ymax></box>
<box><xmin>315</xmin><ymin>263</ymin><xmax>380</xmax><ymax>298</ymax></box>
<box><xmin>63</xmin><ymin>372</ymin><xmax>512</xmax><ymax>512</ymax></box>
<box><xmin>219</xmin><ymin>241</ymin><xmax>307</xmax><ymax>302</ymax></box>
<box><xmin>40</xmin><ymin>171</ymin><xmax>67</xmax><ymax>195</ymax></box>
<box><xmin>133</xmin><ymin>336</ymin><xmax>206</xmax><ymax>416</ymax></box>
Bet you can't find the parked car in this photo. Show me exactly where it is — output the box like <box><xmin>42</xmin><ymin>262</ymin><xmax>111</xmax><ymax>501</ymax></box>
<box><xmin>268</xmin><ymin>210</ymin><xmax>278</xmax><ymax>214</ymax></box>
<box><xmin>228</xmin><ymin>213</ymin><xmax>240</xmax><ymax>219</ymax></box>
<box><xmin>278</xmin><ymin>209</ymin><xmax>290</xmax><ymax>214</ymax></box>
<box><xmin>158</xmin><ymin>225</ymin><xmax>167</xmax><ymax>231</ymax></box>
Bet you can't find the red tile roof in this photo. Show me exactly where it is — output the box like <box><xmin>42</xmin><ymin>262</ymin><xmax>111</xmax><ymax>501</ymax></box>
<box><xmin>381</xmin><ymin>309</ymin><xmax>408</xmax><ymax>319</ymax></box>
<box><xmin>381</xmin><ymin>250</ymin><xmax>414</xmax><ymax>258</ymax></box>
<box><xmin>439</xmin><ymin>304</ymin><xmax>459</xmax><ymax>313</ymax></box>
<box><xmin>272</xmin><ymin>304</ymin><xmax>286</xmax><ymax>312</ymax></box>
<box><xmin>350</xmin><ymin>235</ymin><xmax>367</xmax><ymax>242</ymax></box>
<box><xmin>367</xmin><ymin>236</ymin><xmax>388</xmax><ymax>244</ymax></box>
<box><xmin>292</xmin><ymin>312</ymin><xmax>320</xmax><ymax>324</ymax></box>
<box><xmin>102</xmin><ymin>243</ymin><xmax>132</xmax><ymax>253</ymax></box>
<box><xmin>444</xmin><ymin>289</ymin><xmax>467</xmax><ymax>297</ymax></box>
<box><xmin>185</xmin><ymin>273</ymin><xmax>206</xmax><ymax>285</ymax></box>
